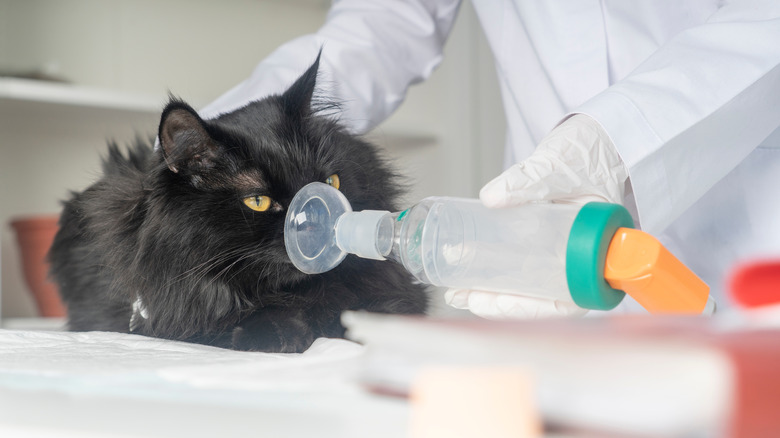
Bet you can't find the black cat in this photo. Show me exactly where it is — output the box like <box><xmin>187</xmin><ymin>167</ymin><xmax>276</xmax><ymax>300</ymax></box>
<box><xmin>48</xmin><ymin>55</ymin><xmax>428</xmax><ymax>353</ymax></box>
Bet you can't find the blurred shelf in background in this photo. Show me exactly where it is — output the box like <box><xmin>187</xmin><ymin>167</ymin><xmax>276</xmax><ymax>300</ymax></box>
<box><xmin>0</xmin><ymin>77</ymin><xmax>163</xmax><ymax>132</ymax></box>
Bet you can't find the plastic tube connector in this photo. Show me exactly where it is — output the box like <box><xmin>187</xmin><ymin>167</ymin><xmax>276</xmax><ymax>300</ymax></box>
<box><xmin>566</xmin><ymin>203</ymin><xmax>632</xmax><ymax>310</ymax></box>
<box><xmin>335</xmin><ymin>211</ymin><xmax>393</xmax><ymax>260</ymax></box>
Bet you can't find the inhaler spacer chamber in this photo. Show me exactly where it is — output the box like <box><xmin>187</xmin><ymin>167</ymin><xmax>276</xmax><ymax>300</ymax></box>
<box><xmin>285</xmin><ymin>182</ymin><xmax>714</xmax><ymax>315</ymax></box>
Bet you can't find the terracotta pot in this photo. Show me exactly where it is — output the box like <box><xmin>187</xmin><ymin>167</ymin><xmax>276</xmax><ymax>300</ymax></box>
<box><xmin>9</xmin><ymin>215</ymin><xmax>66</xmax><ymax>317</ymax></box>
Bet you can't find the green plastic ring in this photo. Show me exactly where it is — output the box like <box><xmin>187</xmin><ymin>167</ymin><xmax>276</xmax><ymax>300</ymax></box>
<box><xmin>566</xmin><ymin>202</ymin><xmax>634</xmax><ymax>310</ymax></box>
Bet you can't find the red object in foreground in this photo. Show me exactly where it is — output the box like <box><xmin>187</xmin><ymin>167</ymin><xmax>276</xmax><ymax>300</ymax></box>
<box><xmin>729</xmin><ymin>260</ymin><xmax>780</xmax><ymax>308</ymax></box>
<box><xmin>10</xmin><ymin>215</ymin><xmax>66</xmax><ymax>317</ymax></box>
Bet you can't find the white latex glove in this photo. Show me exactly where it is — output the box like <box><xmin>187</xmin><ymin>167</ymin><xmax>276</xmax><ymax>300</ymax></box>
<box><xmin>445</xmin><ymin>114</ymin><xmax>629</xmax><ymax>319</ymax></box>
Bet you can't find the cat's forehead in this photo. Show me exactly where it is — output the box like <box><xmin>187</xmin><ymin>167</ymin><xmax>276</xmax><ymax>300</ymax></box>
<box><xmin>229</xmin><ymin>169</ymin><xmax>267</xmax><ymax>192</ymax></box>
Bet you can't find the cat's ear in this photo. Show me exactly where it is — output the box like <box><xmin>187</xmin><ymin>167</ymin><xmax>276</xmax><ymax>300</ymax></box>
<box><xmin>158</xmin><ymin>100</ymin><xmax>220</xmax><ymax>174</ymax></box>
<box><xmin>280</xmin><ymin>50</ymin><xmax>321</xmax><ymax>120</ymax></box>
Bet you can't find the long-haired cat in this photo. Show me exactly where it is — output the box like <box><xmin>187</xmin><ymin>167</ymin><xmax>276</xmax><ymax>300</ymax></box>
<box><xmin>48</xmin><ymin>55</ymin><xmax>427</xmax><ymax>353</ymax></box>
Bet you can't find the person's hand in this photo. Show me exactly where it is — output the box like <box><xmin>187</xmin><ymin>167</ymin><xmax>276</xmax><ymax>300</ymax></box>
<box><xmin>481</xmin><ymin>114</ymin><xmax>627</xmax><ymax>207</ymax></box>
<box><xmin>445</xmin><ymin>114</ymin><xmax>629</xmax><ymax>319</ymax></box>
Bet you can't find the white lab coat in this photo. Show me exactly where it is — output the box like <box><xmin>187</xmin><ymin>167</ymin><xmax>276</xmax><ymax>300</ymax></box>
<box><xmin>201</xmin><ymin>0</ymin><xmax>780</xmax><ymax>308</ymax></box>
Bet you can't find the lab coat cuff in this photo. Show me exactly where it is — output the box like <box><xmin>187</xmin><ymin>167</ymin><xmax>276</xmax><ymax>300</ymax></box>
<box><xmin>569</xmin><ymin>91</ymin><xmax>672</xmax><ymax>234</ymax></box>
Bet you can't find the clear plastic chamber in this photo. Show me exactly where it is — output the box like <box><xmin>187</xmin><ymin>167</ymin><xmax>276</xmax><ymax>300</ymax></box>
<box><xmin>397</xmin><ymin>198</ymin><xmax>581</xmax><ymax>302</ymax></box>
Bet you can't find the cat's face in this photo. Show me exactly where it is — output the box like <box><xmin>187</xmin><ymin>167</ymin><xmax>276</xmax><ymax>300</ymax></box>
<box><xmin>154</xmin><ymin>57</ymin><xmax>400</xmax><ymax>290</ymax></box>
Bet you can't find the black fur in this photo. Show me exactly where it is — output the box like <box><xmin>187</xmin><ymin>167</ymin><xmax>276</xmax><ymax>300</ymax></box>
<box><xmin>48</xmin><ymin>56</ymin><xmax>428</xmax><ymax>352</ymax></box>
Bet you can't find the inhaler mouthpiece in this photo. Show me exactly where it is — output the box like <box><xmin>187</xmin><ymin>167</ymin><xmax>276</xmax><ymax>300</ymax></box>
<box><xmin>284</xmin><ymin>182</ymin><xmax>392</xmax><ymax>274</ymax></box>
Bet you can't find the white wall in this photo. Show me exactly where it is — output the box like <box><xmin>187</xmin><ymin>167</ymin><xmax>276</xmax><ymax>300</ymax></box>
<box><xmin>0</xmin><ymin>0</ymin><xmax>505</xmax><ymax>318</ymax></box>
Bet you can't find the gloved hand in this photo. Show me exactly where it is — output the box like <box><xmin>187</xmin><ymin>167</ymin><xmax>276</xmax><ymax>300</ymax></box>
<box><xmin>445</xmin><ymin>114</ymin><xmax>629</xmax><ymax>319</ymax></box>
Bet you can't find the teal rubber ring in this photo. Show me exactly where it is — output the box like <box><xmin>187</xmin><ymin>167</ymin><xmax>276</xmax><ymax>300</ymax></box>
<box><xmin>566</xmin><ymin>202</ymin><xmax>634</xmax><ymax>310</ymax></box>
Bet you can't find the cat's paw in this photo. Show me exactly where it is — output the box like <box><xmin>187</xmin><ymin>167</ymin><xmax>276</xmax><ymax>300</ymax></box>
<box><xmin>230</xmin><ymin>311</ymin><xmax>317</xmax><ymax>353</ymax></box>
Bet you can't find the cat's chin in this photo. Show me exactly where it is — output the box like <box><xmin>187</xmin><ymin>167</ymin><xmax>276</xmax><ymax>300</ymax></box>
<box><xmin>283</xmin><ymin>267</ymin><xmax>311</xmax><ymax>284</ymax></box>
<box><xmin>268</xmin><ymin>260</ymin><xmax>314</xmax><ymax>287</ymax></box>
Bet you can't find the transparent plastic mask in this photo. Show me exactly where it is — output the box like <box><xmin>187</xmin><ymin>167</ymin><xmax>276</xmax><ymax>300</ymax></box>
<box><xmin>284</xmin><ymin>182</ymin><xmax>352</xmax><ymax>274</ymax></box>
<box><xmin>284</xmin><ymin>182</ymin><xmax>394</xmax><ymax>274</ymax></box>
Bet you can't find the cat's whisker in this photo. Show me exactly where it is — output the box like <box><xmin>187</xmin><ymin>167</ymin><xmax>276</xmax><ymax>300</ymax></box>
<box><xmin>208</xmin><ymin>251</ymin><xmax>255</xmax><ymax>286</ymax></box>
<box><xmin>165</xmin><ymin>246</ymin><xmax>253</xmax><ymax>286</ymax></box>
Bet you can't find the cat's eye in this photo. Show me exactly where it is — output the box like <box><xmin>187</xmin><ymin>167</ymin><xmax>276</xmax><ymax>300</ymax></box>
<box><xmin>243</xmin><ymin>195</ymin><xmax>272</xmax><ymax>212</ymax></box>
<box><xmin>325</xmin><ymin>174</ymin><xmax>340</xmax><ymax>190</ymax></box>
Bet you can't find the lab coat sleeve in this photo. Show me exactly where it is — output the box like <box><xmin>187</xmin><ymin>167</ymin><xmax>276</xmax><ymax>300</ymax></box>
<box><xmin>574</xmin><ymin>0</ymin><xmax>780</xmax><ymax>234</ymax></box>
<box><xmin>199</xmin><ymin>0</ymin><xmax>462</xmax><ymax>134</ymax></box>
